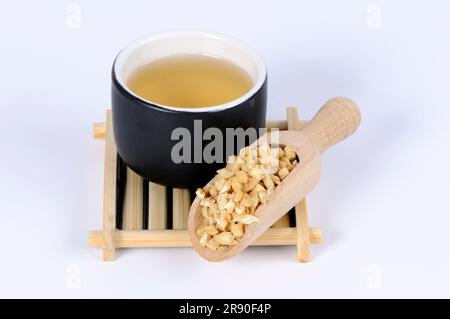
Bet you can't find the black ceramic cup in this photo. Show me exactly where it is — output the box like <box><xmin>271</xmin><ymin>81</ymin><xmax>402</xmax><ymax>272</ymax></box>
<box><xmin>112</xmin><ymin>31</ymin><xmax>267</xmax><ymax>187</ymax></box>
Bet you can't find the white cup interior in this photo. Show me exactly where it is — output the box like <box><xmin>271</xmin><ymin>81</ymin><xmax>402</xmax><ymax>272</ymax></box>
<box><xmin>113</xmin><ymin>30</ymin><xmax>267</xmax><ymax>112</ymax></box>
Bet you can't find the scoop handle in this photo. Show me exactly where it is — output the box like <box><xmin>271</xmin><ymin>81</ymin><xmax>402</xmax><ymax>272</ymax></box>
<box><xmin>302</xmin><ymin>97</ymin><xmax>361</xmax><ymax>154</ymax></box>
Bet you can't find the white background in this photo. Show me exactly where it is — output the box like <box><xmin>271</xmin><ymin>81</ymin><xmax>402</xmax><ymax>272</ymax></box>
<box><xmin>1</xmin><ymin>0</ymin><xmax>449</xmax><ymax>298</ymax></box>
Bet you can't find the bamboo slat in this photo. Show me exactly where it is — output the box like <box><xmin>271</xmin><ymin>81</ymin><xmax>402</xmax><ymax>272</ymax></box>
<box><xmin>287</xmin><ymin>107</ymin><xmax>311</xmax><ymax>262</ymax></box>
<box><xmin>122</xmin><ymin>168</ymin><xmax>144</xmax><ymax>230</ymax></box>
<box><xmin>93</xmin><ymin>122</ymin><xmax>106</xmax><ymax>140</ymax></box>
<box><xmin>89</xmin><ymin>227</ymin><xmax>322</xmax><ymax>248</ymax></box>
<box><xmin>172</xmin><ymin>188</ymin><xmax>191</xmax><ymax>230</ymax></box>
<box><xmin>271</xmin><ymin>110</ymin><xmax>302</xmax><ymax>228</ymax></box>
<box><xmin>295</xmin><ymin>200</ymin><xmax>311</xmax><ymax>262</ymax></box>
<box><xmin>148</xmin><ymin>182</ymin><xmax>167</xmax><ymax>229</ymax></box>
<box><xmin>101</xmin><ymin>111</ymin><xmax>117</xmax><ymax>261</ymax></box>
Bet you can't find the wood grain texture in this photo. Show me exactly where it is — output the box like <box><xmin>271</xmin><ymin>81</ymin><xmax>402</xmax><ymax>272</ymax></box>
<box><xmin>188</xmin><ymin>97</ymin><xmax>360</xmax><ymax>262</ymax></box>
<box><xmin>148</xmin><ymin>182</ymin><xmax>167</xmax><ymax>229</ymax></box>
<box><xmin>89</xmin><ymin>227</ymin><xmax>322</xmax><ymax>248</ymax></box>
<box><xmin>172</xmin><ymin>188</ymin><xmax>191</xmax><ymax>230</ymax></box>
<box><xmin>101</xmin><ymin>111</ymin><xmax>117</xmax><ymax>261</ymax></box>
<box><xmin>302</xmin><ymin>97</ymin><xmax>361</xmax><ymax>154</ymax></box>
<box><xmin>122</xmin><ymin>168</ymin><xmax>144</xmax><ymax>230</ymax></box>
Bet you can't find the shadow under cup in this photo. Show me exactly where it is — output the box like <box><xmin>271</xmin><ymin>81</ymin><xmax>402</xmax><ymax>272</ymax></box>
<box><xmin>112</xmin><ymin>31</ymin><xmax>267</xmax><ymax>188</ymax></box>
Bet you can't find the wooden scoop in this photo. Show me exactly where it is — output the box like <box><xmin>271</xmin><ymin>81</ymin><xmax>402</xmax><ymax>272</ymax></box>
<box><xmin>188</xmin><ymin>97</ymin><xmax>361</xmax><ymax>261</ymax></box>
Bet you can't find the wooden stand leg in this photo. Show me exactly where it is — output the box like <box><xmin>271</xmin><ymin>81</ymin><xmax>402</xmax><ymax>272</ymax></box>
<box><xmin>102</xmin><ymin>111</ymin><xmax>117</xmax><ymax>261</ymax></box>
<box><xmin>295</xmin><ymin>200</ymin><xmax>310</xmax><ymax>262</ymax></box>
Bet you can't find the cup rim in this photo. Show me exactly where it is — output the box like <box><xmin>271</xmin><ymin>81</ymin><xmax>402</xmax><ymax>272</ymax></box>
<box><xmin>112</xmin><ymin>30</ymin><xmax>267</xmax><ymax>113</ymax></box>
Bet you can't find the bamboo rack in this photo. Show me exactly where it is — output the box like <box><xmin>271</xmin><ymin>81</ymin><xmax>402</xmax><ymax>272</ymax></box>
<box><xmin>89</xmin><ymin>107</ymin><xmax>322</xmax><ymax>262</ymax></box>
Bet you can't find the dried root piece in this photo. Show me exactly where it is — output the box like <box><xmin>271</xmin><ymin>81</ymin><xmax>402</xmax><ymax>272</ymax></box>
<box><xmin>196</xmin><ymin>144</ymin><xmax>299</xmax><ymax>250</ymax></box>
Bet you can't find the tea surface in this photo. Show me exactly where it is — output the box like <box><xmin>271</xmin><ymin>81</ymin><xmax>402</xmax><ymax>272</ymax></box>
<box><xmin>127</xmin><ymin>54</ymin><xmax>253</xmax><ymax>108</ymax></box>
